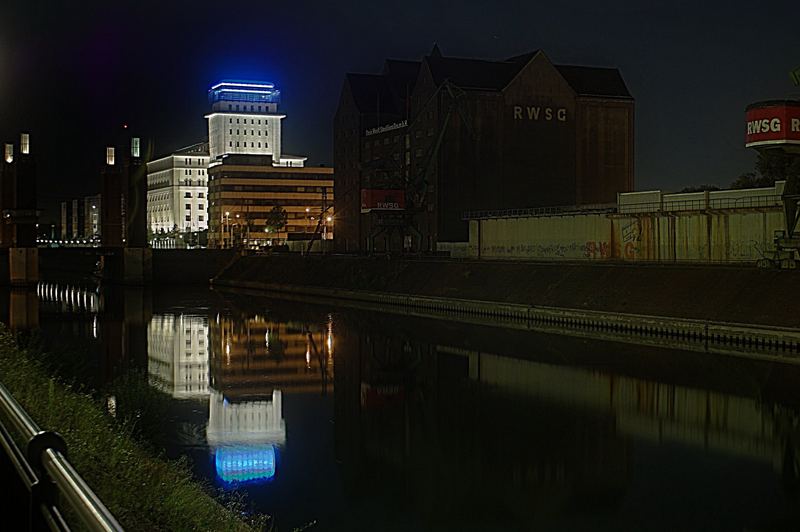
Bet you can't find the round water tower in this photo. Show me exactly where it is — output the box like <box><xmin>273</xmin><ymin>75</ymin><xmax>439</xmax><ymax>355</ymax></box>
<box><xmin>745</xmin><ymin>100</ymin><xmax>800</xmax><ymax>153</ymax></box>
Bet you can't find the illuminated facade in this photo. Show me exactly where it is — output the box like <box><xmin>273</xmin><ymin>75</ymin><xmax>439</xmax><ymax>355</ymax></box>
<box><xmin>207</xmin><ymin>159</ymin><xmax>333</xmax><ymax>248</ymax></box>
<box><xmin>206</xmin><ymin>81</ymin><xmax>305</xmax><ymax>167</ymax></box>
<box><xmin>205</xmin><ymin>80</ymin><xmax>335</xmax><ymax>248</ymax></box>
<box><xmin>146</xmin><ymin>142</ymin><xmax>210</xmax><ymax>237</ymax></box>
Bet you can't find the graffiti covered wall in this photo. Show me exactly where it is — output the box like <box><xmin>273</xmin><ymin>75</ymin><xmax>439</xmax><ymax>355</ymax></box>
<box><xmin>469</xmin><ymin>209</ymin><xmax>784</xmax><ymax>263</ymax></box>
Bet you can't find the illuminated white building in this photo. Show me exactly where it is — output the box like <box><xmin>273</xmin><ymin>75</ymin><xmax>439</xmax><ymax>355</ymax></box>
<box><xmin>147</xmin><ymin>314</ymin><xmax>210</xmax><ymax>398</ymax></box>
<box><xmin>206</xmin><ymin>80</ymin><xmax>306</xmax><ymax>167</ymax></box>
<box><xmin>146</xmin><ymin>142</ymin><xmax>210</xmax><ymax>236</ymax></box>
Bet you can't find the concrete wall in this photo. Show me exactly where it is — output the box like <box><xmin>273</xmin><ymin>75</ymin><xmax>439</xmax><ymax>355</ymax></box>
<box><xmin>470</xmin><ymin>209</ymin><xmax>784</xmax><ymax>263</ymax></box>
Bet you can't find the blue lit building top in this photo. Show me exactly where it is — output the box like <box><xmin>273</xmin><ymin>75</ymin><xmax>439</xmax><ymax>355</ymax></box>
<box><xmin>208</xmin><ymin>80</ymin><xmax>281</xmax><ymax>107</ymax></box>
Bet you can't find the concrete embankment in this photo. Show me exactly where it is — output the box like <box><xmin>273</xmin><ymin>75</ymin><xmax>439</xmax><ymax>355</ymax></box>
<box><xmin>213</xmin><ymin>255</ymin><xmax>800</xmax><ymax>363</ymax></box>
<box><xmin>37</xmin><ymin>248</ymin><xmax>237</xmax><ymax>285</ymax></box>
<box><xmin>213</xmin><ymin>255</ymin><xmax>798</xmax><ymax>327</ymax></box>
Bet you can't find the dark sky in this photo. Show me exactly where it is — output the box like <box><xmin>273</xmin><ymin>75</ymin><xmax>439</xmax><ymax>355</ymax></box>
<box><xmin>2</xmin><ymin>0</ymin><xmax>799</xmax><ymax>219</ymax></box>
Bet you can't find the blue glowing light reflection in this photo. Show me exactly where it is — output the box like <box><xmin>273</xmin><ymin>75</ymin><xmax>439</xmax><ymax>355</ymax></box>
<box><xmin>215</xmin><ymin>444</ymin><xmax>277</xmax><ymax>484</ymax></box>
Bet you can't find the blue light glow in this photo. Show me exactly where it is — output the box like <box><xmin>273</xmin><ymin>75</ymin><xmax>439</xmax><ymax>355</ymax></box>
<box><xmin>215</xmin><ymin>445</ymin><xmax>276</xmax><ymax>484</ymax></box>
<box><xmin>209</xmin><ymin>80</ymin><xmax>280</xmax><ymax>105</ymax></box>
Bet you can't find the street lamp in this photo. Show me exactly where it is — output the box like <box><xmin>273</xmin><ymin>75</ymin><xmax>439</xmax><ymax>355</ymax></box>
<box><xmin>223</xmin><ymin>211</ymin><xmax>230</xmax><ymax>248</ymax></box>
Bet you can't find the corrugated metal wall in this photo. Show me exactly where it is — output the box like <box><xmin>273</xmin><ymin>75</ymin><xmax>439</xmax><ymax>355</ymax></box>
<box><xmin>470</xmin><ymin>209</ymin><xmax>784</xmax><ymax>263</ymax></box>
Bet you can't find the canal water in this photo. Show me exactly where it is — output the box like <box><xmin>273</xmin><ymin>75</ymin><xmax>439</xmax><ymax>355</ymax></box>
<box><xmin>6</xmin><ymin>283</ymin><xmax>800</xmax><ymax>531</ymax></box>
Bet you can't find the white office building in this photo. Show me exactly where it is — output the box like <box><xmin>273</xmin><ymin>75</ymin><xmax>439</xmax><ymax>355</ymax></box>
<box><xmin>206</xmin><ymin>80</ymin><xmax>306</xmax><ymax>167</ymax></box>
<box><xmin>146</xmin><ymin>142</ymin><xmax>210</xmax><ymax>237</ymax></box>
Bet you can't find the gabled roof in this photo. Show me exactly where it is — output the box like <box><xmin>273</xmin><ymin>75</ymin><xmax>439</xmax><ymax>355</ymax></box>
<box><xmin>555</xmin><ymin>65</ymin><xmax>632</xmax><ymax>99</ymax></box>
<box><xmin>426</xmin><ymin>55</ymin><xmax>525</xmax><ymax>90</ymax></box>
<box><xmin>383</xmin><ymin>59</ymin><xmax>421</xmax><ymax>92</ymax></box>
<box><xmin>345</xmin><ymin>73</ymin><xmax>400</xmax><ymax>115</ymax></box>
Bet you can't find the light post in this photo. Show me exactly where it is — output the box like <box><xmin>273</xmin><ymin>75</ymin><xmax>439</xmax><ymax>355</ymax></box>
<box><xmin>234</xmin><ymin>213</ymin><xmax>240</xmax><ymax>248</ymax></box>
<box><xmin>224</xmin><ymin>211</ymin><xmax>230</xmax><ymax>248</ymax></box>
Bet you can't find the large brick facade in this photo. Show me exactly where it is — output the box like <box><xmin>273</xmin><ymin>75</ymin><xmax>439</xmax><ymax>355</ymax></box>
<box><xmin>334</xmin><ymin>47</ymin><xmax>634</xmax><ymax>253</ymax></box>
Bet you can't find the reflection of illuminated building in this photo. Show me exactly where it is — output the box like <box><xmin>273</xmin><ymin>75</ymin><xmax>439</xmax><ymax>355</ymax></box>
<box><xmin>207</xmin><ymin>389</ymin><xmax>286</xmax><ymax>484</ymax></box>
<box><xmin>147</xmin><ymin>314</ymin><xmax>210</xmax><ymax>398</ymax></box>
<box><xmin>210</xmin><ymin>315</ymin><xmax>334</xmax><ymax>397</ymax></box>
<box><xmin>207</xmin><ymin>389</ymin><xmax>285</xmax><ymax>445</ymax></box>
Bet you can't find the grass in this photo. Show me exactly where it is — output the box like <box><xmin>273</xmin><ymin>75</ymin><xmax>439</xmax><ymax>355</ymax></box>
<box><xmin>0</xmin><ymin>325</ymin><xmax>267</xmax><ymax>531</ymax></box>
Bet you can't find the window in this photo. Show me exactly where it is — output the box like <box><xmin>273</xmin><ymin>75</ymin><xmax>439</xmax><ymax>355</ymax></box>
<box><xmin>258</xmin><ymin>142</ymin><xmax>261</xmax><ymax>148</ymax></box>
<box><xmin>236</xmin><ymin>118</ymin><xmax>239</xmax><ymax>124</ymax></box>
<box><xmin>198</xmin><ymin>192</ymin><xmax>204</xmax><ymax>198</ymax></box>
<box><xmin>251</xmin><ymin>130</ymin><xmax>254</xmax><ymax>135</ymax></box>
<box><xmin>229</xmin><ymin>141</ymin><xmax>232</xmax><ymax>147</ymax></box>
<box><xmin>228</xmin><ymin>104</ymin><xmax>232</xmax><ymax>111</ymax></box>
<box><xmin>185</xmin><ymin>215</ymin><xmax>191</xmax><ymax>221</ymax></box>
<box><xmin>237</xmin><ymin>129</ymin><xmax>240</xmax><ymax>135</ymax></box>
<box><xmin>257</xmin><ymin>130</ymin><xmax>261</xmax><ymax>136</ymax></box>
<box><xmin>236</xmin><ymin>142</ymin><xmax>239</xmax><ymax>147</ymax></box>
<box><xmin>251</xmin><ymin>119</ymin><xmax>254</xmax><ymax>124</ymax></box>
<box><xmin>185</xmin><ymin>204</ymin><xmax>191</xmax><ymax>210</ymax></box>
<box><xmin>198</xmin><ymin>204</ymin><xmax>204</xmax><ymax>210</ymax></box>
<box><xmin>229</xmin><ymin>129</ymin><xmax>232</xmax><ymax>134</ymax></box>
<box><xmin>199</xmin><ymin>215</ymin><xmax>204</xmax><ymax>222</ymax></box>
<box><xmin>185</xmin><ymin>192</ymin><xmax>191</xmax><ymax>198</ymax></box>
<box><xmin>251</xmin><ymin>142</ymin><xmax>254</xmax><ymax>147</ymax></box>
<box><xmin>229</xmin><ymin>118</ymin><xmax>232</xmax><ymax>123</ymax></box>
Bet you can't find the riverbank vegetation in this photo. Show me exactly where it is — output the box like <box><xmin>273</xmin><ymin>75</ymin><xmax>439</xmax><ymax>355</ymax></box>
<box><xmin>0</xmin><ymin>325</ymin><xmax>266</xmax><ymax>531</ymax></box>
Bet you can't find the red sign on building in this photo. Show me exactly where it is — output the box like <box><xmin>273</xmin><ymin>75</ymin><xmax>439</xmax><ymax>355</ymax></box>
<box><xmin>745</xmin><ymin>101</ymin><xmax>800</xmax><ymax>148</ymax></box>
<box><xmin>360</xmin><ymin>189</ymin><xmax>405</xmax><ymax>213</ymax></box>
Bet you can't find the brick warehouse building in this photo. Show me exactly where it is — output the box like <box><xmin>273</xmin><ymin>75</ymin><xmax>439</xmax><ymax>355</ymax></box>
<box><xmin>333</xmin><ymin>46</ymin><xmax>634</xmax><ymax>254</ymax></box>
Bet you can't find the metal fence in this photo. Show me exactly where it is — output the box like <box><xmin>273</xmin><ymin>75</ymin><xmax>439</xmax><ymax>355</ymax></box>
<box><xmin>0</xmin><ymin>382</ymin><xmax>123</xmax><ymax>531</ymax></box>
<box><xmin>463</xmin><ymin>195</ymin><xmax>783</xmax><ymax>220</ymax></box>
<box><xmin>619</xmin><ymin>194</ymin><xmax>783</xmax><ymax>214</ymax></box>
<box><xmin>463</xmin><ymin>203</ymin><xmax>617</xmax><ymax>220</ymax></box>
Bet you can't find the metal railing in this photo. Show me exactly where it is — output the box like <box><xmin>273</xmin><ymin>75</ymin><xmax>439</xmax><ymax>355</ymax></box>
<box><xmin>0</xmin><ymin>382</ymin><xmax>123</xmax><ymax>531</ymax></box>
<box><xmin>463</xmin><ymin>195</ymin><xmax>783</xmax><ymax>220</ymax></box>
<box><xmin>619</xmin><ymin>194</ymin><xmax>783</xmax><ymax>214</ymax></box>
<box><xmin>463</xmin><ymin>203</ymin><xmax>617</xmax><ymax>220</ymax></box>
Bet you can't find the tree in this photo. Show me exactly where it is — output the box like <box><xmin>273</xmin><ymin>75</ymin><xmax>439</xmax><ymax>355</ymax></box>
<box><xmin>731</xmin><ymin>150</ymin><xmax>800</xmax><ymax>190</ymax></box>
<box><xmin>265</xmin><ymin>205</ymin><xmax>288</xmax><ymax>233</ymax></box>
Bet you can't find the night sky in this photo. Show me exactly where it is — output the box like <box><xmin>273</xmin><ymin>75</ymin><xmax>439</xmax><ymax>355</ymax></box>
<box><xmin>2</xmin><ymin>0</ymin><xmax>799</xmax><ymax>220</ymax></box>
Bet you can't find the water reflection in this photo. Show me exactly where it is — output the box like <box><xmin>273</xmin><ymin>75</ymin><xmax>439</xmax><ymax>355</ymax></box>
<box><xmin>147</xmin><ymin>314</ymin><xmax>210</xmax><ymax>398</ymax></box>
<box><xmin>21</xmin><ymin>284</ymin><xmax>800</xmax><ymax>528</ymax></box>
<box><xmin>145</xmin><ymin>306</ymin><xmax>334</xmax><ymax>486</ymax></box>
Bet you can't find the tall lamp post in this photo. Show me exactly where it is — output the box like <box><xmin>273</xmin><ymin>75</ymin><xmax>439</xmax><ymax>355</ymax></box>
<box><xmin>223</xmin><ymin>211</ymin><xmax>230</xmax><ymax>248</ymax></box>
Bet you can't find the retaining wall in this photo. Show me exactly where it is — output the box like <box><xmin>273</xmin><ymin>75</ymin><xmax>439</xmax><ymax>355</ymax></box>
<box><xmin>469</xmin><ymin>208</ymin><xmax>784</xmax><ymax>262</ymax></box>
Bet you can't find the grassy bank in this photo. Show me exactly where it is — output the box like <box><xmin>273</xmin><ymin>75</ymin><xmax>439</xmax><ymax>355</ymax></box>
<box><xmin>0</xmin><ymin>326</ymin><xmax>264</xmax><ymax>531</ymax></box>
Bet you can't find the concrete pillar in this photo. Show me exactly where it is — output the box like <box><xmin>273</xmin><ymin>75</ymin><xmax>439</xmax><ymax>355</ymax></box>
<box><xmin>122</xmin><ymin>247</ymin><xmax>152</xmax><ymax>285</ymax></box>
<box><xmin>8</xmin><ymin>247</ymin><xmax>38</xmax><ymax>286</ymax></box>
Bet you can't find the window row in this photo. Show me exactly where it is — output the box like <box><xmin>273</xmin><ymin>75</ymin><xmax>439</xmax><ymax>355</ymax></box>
<box><xmin>227</xmin><ymin>104</ymin><xmax>267</xmax><ymax>112</ymax></box>
<box><xmin>228</xmin><ymin>129</ymin><xmax>268</xmax><ymax>137</ymax></box>
<box><xmin>229</xmin><ymin>117</ymin><xmax>267</xmax><ymax>125</ymax></box>
<box><xmin>228</xmin><ymin>141</ymin><xmax>268</xmax><ymax>148</ymax></box>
